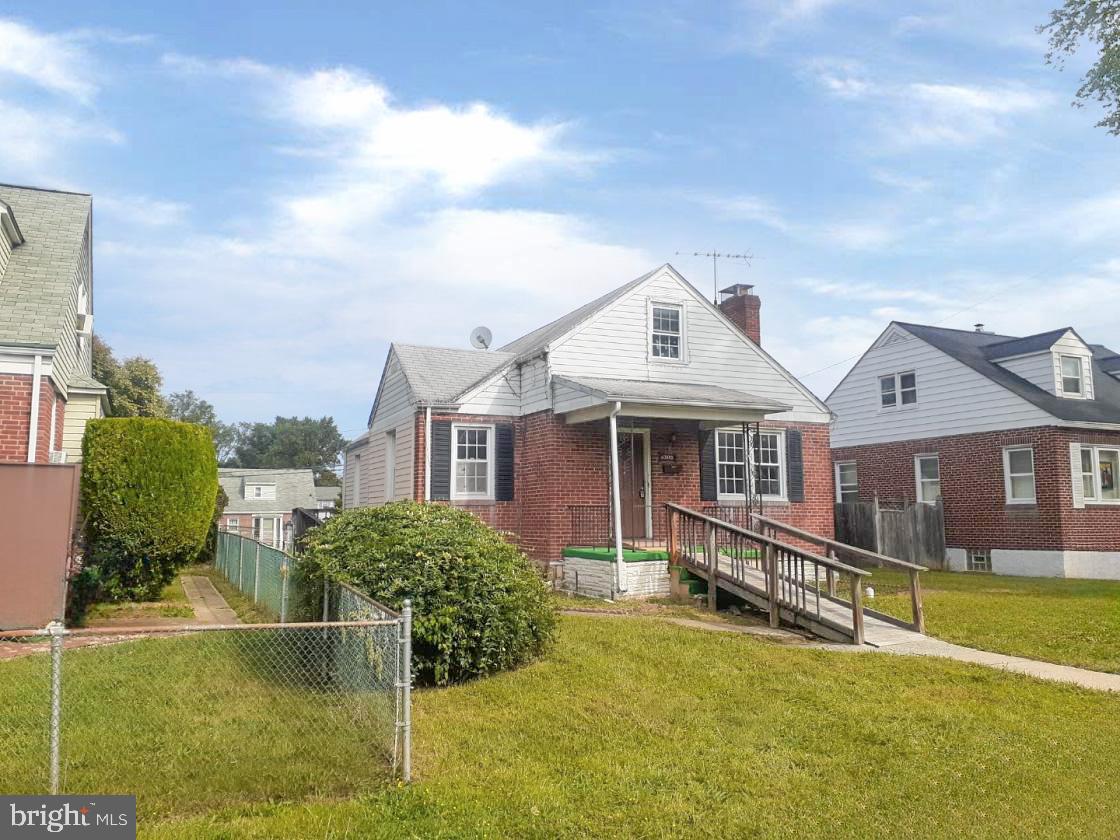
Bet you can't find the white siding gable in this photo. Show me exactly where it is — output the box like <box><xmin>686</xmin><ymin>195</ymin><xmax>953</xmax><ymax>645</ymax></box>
<box><xmin>546</xmin><ymin>267</ymin><xmax>829</xmax><ymax>423</ymax></box>
<box><xmin>998</xmin><ymin>352</ymin><xmax>1055</xmax><ymax>394</ymax></box>
<box><xmin>828</xmin><ymin>326</ymin><xmax>1055</xmax><ymax>448</ymax></box>
<box><xmin>370</xmin><ymin>353</ymin><xmax>415</xmax><ymax>433</ymax></box>
<box><xmin>457</xmin><ymin>367</ymin><xmax>521</xmax><ymax>415</ymax></box>
<box><xmin>993</xmin><ymin>331</ymin><xmax>1095</xmax><ymax>401</ymax></box>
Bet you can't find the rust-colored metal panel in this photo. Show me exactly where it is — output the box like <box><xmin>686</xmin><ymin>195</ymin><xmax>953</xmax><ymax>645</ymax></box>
<box><xmin>0</xmin><ymin>463</ymin><xmax>80</xmax><ymax>630</ymax></box>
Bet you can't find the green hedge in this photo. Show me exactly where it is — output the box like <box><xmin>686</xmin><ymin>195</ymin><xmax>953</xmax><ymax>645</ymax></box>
<box><xmin>298</xmin><ymin>501</ymin><xmax>556</xmax><ymax>686</ymax></box>
<box><xmin>79</xmin><ymin>417</ymin><xmax>218</xmax><ymax>601</ymax></box>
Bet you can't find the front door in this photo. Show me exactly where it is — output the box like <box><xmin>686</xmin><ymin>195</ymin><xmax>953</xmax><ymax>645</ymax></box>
<box><xmin>618</xmin><ymin>432</ymin><xmax>648</xmax><ymax>540</ymax></box>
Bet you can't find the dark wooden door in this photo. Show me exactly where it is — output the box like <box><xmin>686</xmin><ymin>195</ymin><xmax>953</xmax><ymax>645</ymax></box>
<box><xmin>619</xmin><ymin>433</ymin><xmax>647</xmax><ymax>539</ymax></box>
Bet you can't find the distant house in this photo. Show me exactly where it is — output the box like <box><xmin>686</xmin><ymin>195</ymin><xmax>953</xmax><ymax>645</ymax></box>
<box><xmin>218</xmin><ymin>468</ymin><xmax>317</xmax><ymax>546</ymax></box>
<box><xmin>0</xmin><ymin>184</ymin><xmax>108</xmax><ymax>464</ymax></box>
<box><xmin>344</xmin><ymin>264</ymin><xmax>834</xmax><ymax>596</ymax></box>
<box><xmin>828</xmin><ymin>322</ymin><xmax>1120</xmax><ymax>579</ymax></box>
<box><xmin>313</xmin><ymin>484</ymin><xmax>341</xmax><ymax>520</ymax></box>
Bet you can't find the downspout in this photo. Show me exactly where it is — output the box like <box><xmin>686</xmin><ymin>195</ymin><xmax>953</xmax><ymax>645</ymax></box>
<box><xmin>26</xmin><ymin>354</ymin><xmax>42</xmax><ymax>463</ymax></box>
<box><xmin>608</xmin><ymin>401</ymin><xmax>626</xmax><ymax>596</ymax></box>
<box><xmin>423</xmin><ymin>406</ymin><xmax>432</xmax><ymax>502</ymax></box>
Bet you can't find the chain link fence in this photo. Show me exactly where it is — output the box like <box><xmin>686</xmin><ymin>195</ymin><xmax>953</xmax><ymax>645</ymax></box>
<box><xmin>0</xmin><ymin>608</ymin><xmax>412</xmax><ymax>818</ymax></box>
<box><xmin>216</xmin><ymin>530</ymin><xmax>295</xmax><ymax>621</ymax></box>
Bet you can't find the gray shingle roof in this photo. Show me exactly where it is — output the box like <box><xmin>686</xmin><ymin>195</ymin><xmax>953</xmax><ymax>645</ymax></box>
<box><xmin>314</xmin><ymin>485</ymin><xmax>341</xmax><ymax>502</ymax></box>
<box><xmin>68</xmin><ymin>370</ymin><xmax>107</xmax><ymax>392</ymax></box>
<box><xmin>982</xmin><ymin>328</ymin><xmax>1077</xmax><ymax>360</ymax></box>
<box><xmin>497</xmin><ymin>267</ymin><xmax>660</xmax><ymax>358</ymax></box>
<box><xmin>393</xmin><ymin>343</ymin><xmax>515</xmax><ymax>405</ymax></box>
<box><xmin>0</xmin><ymin>185</ymin><xmax>90</xmax><ymax>348</ymax></box>
<box><xmin>219</xmin><ymin>468</ymin><xmax>318</xmax><ymax>513</ymax></box>
<box><xmin>898</xmin><ymin>323</ymin><xmax>1120</xmax><ymax>424</ymax></box>
<box><xmin>554</xmin><ymin>375</ymin><xmax>792</xmax><ymax>412</ymax></box>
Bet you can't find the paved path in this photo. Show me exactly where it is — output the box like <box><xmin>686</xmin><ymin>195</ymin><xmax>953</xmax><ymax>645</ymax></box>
<box><xmin>181</xmin><ymin>576</ymin><xmax>240</xmax><ymax>625</ymax></box>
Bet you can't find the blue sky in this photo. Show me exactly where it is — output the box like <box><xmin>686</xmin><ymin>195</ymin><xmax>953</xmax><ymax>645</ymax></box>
<box><xmin>1</xmin><ymin>1</ymin><xmax>1117</xmax><ymax>441</ymax></box>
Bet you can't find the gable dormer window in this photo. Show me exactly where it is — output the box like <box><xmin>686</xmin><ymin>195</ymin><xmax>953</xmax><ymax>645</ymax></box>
<box><xmin>649</xmin><ymin>303</ymin><xmax>683</xmax><ymax>361</ymax></box>
<box><xmin>880</xmin><ymin>371</ymin><xmax>916</xmax><ymax>408</ymax></box>
<box><xmin>1060</xmin><ymin>355</ymin><xmax>1084</xmax><ymax>396</ymax></box>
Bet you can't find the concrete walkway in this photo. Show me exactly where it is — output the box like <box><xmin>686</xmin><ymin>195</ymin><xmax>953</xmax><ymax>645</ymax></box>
<box><xmin>181</xmin><ymin>576</ymin><xmax>240</xmax><ymax>625</ymax></box>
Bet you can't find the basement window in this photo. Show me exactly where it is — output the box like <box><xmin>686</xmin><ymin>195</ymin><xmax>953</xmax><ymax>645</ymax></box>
<box><xmin>966</xmin><ymin>549</ymin><xmax>992</xmax><ymax>573</ymax></box>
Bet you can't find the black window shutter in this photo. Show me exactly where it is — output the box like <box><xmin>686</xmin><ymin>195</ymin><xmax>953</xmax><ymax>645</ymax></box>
<box><xmin>430</xmin><ymin>420</ymin><xmax>452</xmax><ymax>500</ymax></box>
<box><xmin>786</xmin><ymin>429</ymin><xmax>804</xmax><ymax>503</ymax></box>
<box><xmin>495</xmin><ymin>423</ymin><xmax>515</xmax><ymax>501</ymax></box>
<box><xmin>699</xmin><ymin>429</ymin><xmax>718</xmax><ymax>502</ymax></box>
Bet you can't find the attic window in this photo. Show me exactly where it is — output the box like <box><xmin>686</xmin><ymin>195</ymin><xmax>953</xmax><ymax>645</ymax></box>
<box><xmin>245</xmin><ymin>483</ymin><xmax>277</xmax><ymax>501</ymax></box>
<box><xmin>880</xmin><ymin>371</ymin><xmax>917</xmax><ymax>408</ymax></box>
<box><xmin>1060</xmin><ymin>355</ymin><xmax>1084</xmax><ymax>396</ymax></box>
<box><xmin>650</xmin><ymin>303</ymin><xmax>683</xmax><ymax>361</ymax></box>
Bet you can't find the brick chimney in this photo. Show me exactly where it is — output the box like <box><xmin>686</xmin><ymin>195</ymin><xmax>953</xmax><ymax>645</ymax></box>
<box><xmin>718</xmin><ymin>283</ymin><xmax>761</xmax><ymax>345</ymax></box>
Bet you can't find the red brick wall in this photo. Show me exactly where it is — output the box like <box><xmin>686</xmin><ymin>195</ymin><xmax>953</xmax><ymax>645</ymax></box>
<box><xmin>0</xmin><ymin>375</ymin><xmax>63</xmax><ymax>463</ymax></box>
<box><xmin>832</xmin><ymin>426</ymin><xmax>1120</xmax><ymax>552</ymax></box>
<box><xmin>413</xmin><ymin>409</ymin><xmax>834</xmax><ymax>569</ymax></box>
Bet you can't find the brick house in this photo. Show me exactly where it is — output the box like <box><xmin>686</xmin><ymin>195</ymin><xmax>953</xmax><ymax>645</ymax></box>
<box><xmin>828</xmin><ymin>321</ymin><xmax>1120</xmax><ymax>579</ymax></box>
<box><xmin>218</xmin><ymin>468</ymin><xmax>318</xmax><ymax>547</ymax></box>
<box><xmin>344</xmin><ymin>264</ymin><xmax>834</xmax><ymax>596</ymax></box>
<box><xmin>0</xmin><ymin>184</ymin><xmax>107</xmax><ymax>464</ymax></box>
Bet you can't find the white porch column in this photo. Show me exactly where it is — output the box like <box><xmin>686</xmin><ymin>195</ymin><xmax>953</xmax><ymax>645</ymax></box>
<box><xmin>608</xmin><ymin>402</ymin><xmax>626</xmax><ymax>595</ymax></box>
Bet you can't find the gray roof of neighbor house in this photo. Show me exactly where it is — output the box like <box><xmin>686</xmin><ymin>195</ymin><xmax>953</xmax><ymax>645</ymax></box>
<box><xmin>219</xmin><ymin>468</ymin><xmax>318</xmax><ymax>513</ymax></box>
<box><xmin>554</xmin><ymin>375</ymin><xmax>792</xmax><ymax>412</ymax></box>
<box><xmin>393</xmin><ymin>343</ymin><xmax>515</xmax><ymax>405</ymax></box>
<box><xmin>897</xmin><ymin>322</ymin><xmax>1120</xmax><ymax>424</ymax></box>
<box><xmin>497</xmin><ymin>267</ymin><xmax>659</xmax><ymax>358</ymax></box>
<box><xmin>0</xmin><ymin>184</ymin><xmax>92</xmax><ymax>348</ymax></box>
<box><xmin>314</xmin><ymin>485</ymin><xmax>341</xmax><ymax>502</ymax></box>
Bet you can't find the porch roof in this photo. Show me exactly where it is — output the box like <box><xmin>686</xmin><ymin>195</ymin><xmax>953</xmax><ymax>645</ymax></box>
<box><xmin>555</xmin><ymin>375</ymin><xmax>791</xmax><ymax>423</ymax></box>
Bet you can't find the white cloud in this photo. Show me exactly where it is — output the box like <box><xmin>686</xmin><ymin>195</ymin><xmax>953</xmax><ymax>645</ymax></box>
<box><xmin>0</xmin><ymin>19</ymin><xmax>97</xmax><ymax>101</ymax></box>
<box><xmin>97</xmin><ymin>194</ymin><xmax>190</xmax><ymax>227</ymax></box>
<box><xmin>0</xmin><ymin>98</ymin><xmax>121</xmax><ymax>170</ymax></box>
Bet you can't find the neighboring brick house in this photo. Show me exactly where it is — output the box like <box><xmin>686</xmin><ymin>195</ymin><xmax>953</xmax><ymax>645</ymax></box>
<box><xmin>218</xmin><ymin>468</ymin><xmax>318</xmax><ymax>547</ymax></box>
<box><xmin>0</xmin><ymin>184</ymin><xmax>108</xmax><ymax>464</ymax></box>
<box><xmin>344</xmin><ymin>264</ymin><xmax>834</xmax><ymax>596</ymax></box>
<box><xmin>829</xmin><ymin>322</ymin><xmax>1120</xmax><ymax>579</ymax></box>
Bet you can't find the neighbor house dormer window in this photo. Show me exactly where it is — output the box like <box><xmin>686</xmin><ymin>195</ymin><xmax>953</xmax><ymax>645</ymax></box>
<box><xmin>880</xmin><ymin>371</ymin><xmax>916</xmax><ymax>408</ymax></box>
<box><xmin>649</xmin><ymin>302</ymin><xmax>684</xmax><ymax>361</ymax></box>
<box><xmin>1060</xmin><ymin>355</ymin><xmax>1084</xmax><ymax>396</ymax></box>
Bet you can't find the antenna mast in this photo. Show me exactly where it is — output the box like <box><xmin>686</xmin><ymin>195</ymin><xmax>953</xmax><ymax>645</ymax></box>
<box><xmin>676</xmin><ymin>251</ymin><xmax>753</xmax><ymax>303</ymax></box>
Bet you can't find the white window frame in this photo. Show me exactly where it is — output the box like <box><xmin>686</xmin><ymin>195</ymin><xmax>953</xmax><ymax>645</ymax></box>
<box><xmin>253</xmin><ymin>516</ymin><xmax>280</xmax><ymax>546</ymax></box>
<box><xmin>834</xmin><ymin>461</ymin><xmax>858</xmax><ymax>504</ymax></box>
<box><xmin>914</xmin><ymin>454</ymin><xmax>941</xmax><ymax>505</ymax></box>
<box><xmin>1081</xmin><ymin>446</ymin><xmax>1120</xmax><ymax>505</ymax></box>
<box><xmin>879</xmin><ymin>371</ymin><xmax>917</xmax><ymax>409</ymax></box>
<box><xmin>450</xmin><ymin>423</ymin><xmax>496</xmax><ymax>501</ymax></box>
<box><xmin>647</xmin><ymin>300</ymin><xmax>687</xmax><ymax>364</ymax></box>
<box><xmin>1058</xmin><ymin>354</ymin><xmax>1085</xmax><ymax>397</ymax></box>
<box><xmin>1002</xmin><ymin>446</ymin><xmax>1036</xmax><ymax>505</ymax></box>
<box><xmin>716</xmin><ymin>429</ymin><xmax>747</xmax><ymax>499</ymax></box>
<box><xmin>966</xmin><ymin>549</ymin><xmax>992</xmax><ymax>573</ymax></box>
<box><xmin>715</xmin><ymin>427</ymin><xmax>785</xmax><ymax>502</ymax></box>
<box><xmin>226</xmin><ymin>517</ymin><xmax>239</xmax><ymax>532</ymax></box>
<box><xmin>384</xmin><ymin>429</ymin><xmax>397</xmax><ymax>502</ymax></box>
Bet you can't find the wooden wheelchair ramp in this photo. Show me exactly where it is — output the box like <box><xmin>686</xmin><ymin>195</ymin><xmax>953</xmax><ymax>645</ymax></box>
<box><xmin>666</xmin><ymin>504</ymin><xmax>928</xmax><ymax>646</ymax></box>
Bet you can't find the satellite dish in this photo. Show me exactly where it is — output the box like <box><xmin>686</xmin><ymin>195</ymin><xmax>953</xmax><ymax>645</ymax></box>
<box><xmin>470</xmin><ymin>326</ymin><xmax>493</xmax><ymax>350</ymax></box>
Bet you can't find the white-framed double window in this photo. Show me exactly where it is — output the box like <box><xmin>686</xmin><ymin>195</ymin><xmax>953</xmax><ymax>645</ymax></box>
<box><xmin>1080</xmin><ymin>446</ymin><xmax>1120</xmax><ymax>503</ymax></box>
<box><xmin>715</xmin><ymin>428</ymin><xmax>785</xmax><ymax>500</ymax></box>
<box><xmin>834</xmin><ymin>461</ymin><xmax>858</xmax><ymax>503</ymax></box>
<box><xmin>1059</xmin><ymin>355</ymin><xmax>1085</xmax><ymax>397</ymax></box>
<box><xmin>914</xmin><ymin>454</ymin><xmax>941</xmax><ymax>504</ymax></box>
<box><xmin>880</xmin><ymin>371</ymin><xmax>917</xmax><ymax>408</ymax></box>
<box><xmin>649</xmin><ymin>301</ymin><xmax>685</xmax><ymax>362</ymax></box>
<box><xmin>253</xmin><ymin>516</ymin><xmax>280</xmax><ymax>546</ymax></box>
<box><xmin>451</xmin><ymin>424</ymin><xmax>495</xmax><ymax>500</ymax></box>
<box><xmin>226</xmin><ymin>517</ymin><xmax>240</xmax><ymax>532</ymax></box>
<box><xmin>1002</xmin><ymin>446</ymin><xmax>1036</xmax><ymax>505</ymax></box>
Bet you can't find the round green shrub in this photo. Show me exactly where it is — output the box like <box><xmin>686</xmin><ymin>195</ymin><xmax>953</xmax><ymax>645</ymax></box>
<box><xmin>80</xmin><ymin>417</ymin><xmax>218</xmax><ymax>601</ymax></box>
<box><xmin>298</xmin><ymin>501</ymin><xmax>556</xmax><ymax>686</ymax></box>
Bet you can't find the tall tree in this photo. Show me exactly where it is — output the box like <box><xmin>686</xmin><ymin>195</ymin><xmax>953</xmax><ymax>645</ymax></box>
<box><xmin>167</xmin><ymin>390</ymin><xmax>238</xmax><ymax>463</ymax></box>
<box><xmin>1042</xmin><ymin>1</ymin><xmax>1120</xmax><ymax>133</ymax></box>
<box><xmin>229</xmin><ymin>416</ymin><xmax>346</xmax><ymax>482</ymax></box>
<box><xmin>92</xmin><ymin>336</ymin><xmax>167</xmax><ymax>417</ymax></box>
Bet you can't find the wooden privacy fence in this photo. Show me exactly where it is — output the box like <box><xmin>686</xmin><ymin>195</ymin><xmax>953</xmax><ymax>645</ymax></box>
<box><xmin>834</xmin><ymin>498</ymin><xmax>945</xmax><ymax>570</ymax></box>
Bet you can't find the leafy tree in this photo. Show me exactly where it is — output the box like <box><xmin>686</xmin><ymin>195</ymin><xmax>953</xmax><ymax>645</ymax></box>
<box><xmin>167</xmin><ymin>390</ymin><xmax>238</xmax><ymax>463</ymax></box>
<box><xmin>92</xmin><ymin>336</ymin><xmax>167</xmax><ymax>417</ymax></box>
<box><xmin>1041</xmin><ymin>1</ymin><xmax>1120</xmax><ymax>133</ymax></box>
<box><xmin>229</xmin><ymin>416</ymin><xmax>346</xmax><ymax>482</ymax></box>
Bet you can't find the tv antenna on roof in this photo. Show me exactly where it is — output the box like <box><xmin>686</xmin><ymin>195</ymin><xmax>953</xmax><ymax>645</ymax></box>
<box><xmin>470</xmin><ymin>326</ymin><xmax>493</xmax><ymax>350</ymax></box>
<box><xmin>676</xmin><ymin>251</ymin><xmax>754</xmax><ymax>304</ymax></box>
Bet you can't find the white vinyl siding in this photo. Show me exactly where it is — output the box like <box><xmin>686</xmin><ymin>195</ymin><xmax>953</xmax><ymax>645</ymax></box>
<box><xmin>828</xmin><ymin>326</ymin><xmax>1056</xmax><ymax>448</ymax></box>
<box><xmin>914</xmin><ymin>454</ymin><xmax>941</xmax><ymax>504</ymax></box>
<box><xmin>384</xmin><ymin>430</ymin><xmax>396</xmax><ymax>502</ymax></box>
<box><xmin>835</xmin><ymin>461</ymin><xmax>858</xmax><ymax>503</ymax></box>
<box><xmin>548</xmin><ymin>269</ymin><xmax>829</xmax><ymax>424</ymax></box>
<box><xmin>1002</xmin><ymin>447</ymin><xmax>1036</xmax><ymax>504</ymax></box>
<box><xmin>60</xmin><ymin>392</ymin><xmax>102</xmax><ymax>462</ymax></box>
<box><xmin>457</xmin><ymin>368</ymin><xmax>521</xmax><ymax>415</ymax></box>
<box><xmin>998</xmin><ymin>352</ymin><xmax>1056</xmax><ymax>394</ymax></box>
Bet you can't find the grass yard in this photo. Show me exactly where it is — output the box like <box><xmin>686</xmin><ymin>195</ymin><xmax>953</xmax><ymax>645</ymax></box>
<box><xmin>860</xmin><ymin>570</ymin><xmax>1120</xmax><ymax>673</ymax></box>
<box><xmin>80</xmin><ymin>577</ymin><xmax>195</xmax><ymax>626</ymax></box>
<box><xmin>142</xmin><ymin>614</ymin><xmax>1120</xmax><ymax>839</ymax></box>
<box><xmin>183</xmin><ymin>563</ymin><xmax>278</xmax><ymax>624</ymax></box>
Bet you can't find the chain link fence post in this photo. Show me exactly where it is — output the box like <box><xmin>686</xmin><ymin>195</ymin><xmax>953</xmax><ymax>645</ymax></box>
<box><xmin>279</xmin><ymin>557</ymin><xmax>289</xmax><ymax>624</ymax></box>
<box><xmin>238</xmin><ymin>537</ymin><xmax>245</xmax><ymax>591</ymax></box>
<box><xmin>400</xmin><ymin>599</ymin><xmax>412</xmax><ymax>783</ymax></box>
<box><xmin>47</xmin><ymin>620</ymin><xmax>64</xmax><ymax>795</ymax></box>
<box><xmin>254</xmin><ymin>543</ymin><xmax>261</xmax><ymax>603</ymax></box>
<box><xmin>321</xmin><ymin>578</ymin><xmax>330</xmax><ymax>623</ymax></box>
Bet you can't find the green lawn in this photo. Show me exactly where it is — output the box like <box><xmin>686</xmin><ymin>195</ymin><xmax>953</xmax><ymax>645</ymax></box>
<box><xmin>80</xmin><ymin>577</ymin><xmax>195</xmax><ymax>626</ymax></box>
<box><xmin>861</xmin><ymin>570</ymin><xmax>1120</xmax><ymax>673</ymax></box>
<box><xmin>139</xmin><ymin>615</ymin><xmax>1120</xmax><ymax>839</ymax></box>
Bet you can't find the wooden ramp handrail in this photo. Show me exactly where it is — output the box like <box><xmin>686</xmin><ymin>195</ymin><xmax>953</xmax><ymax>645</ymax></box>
<box><xmin>665</xmin><ymin>503</ymin><xmax>870</xmax><ymax>644</ymax></box>
<box><xmin>747</xmin><ymin>510</ymin><xmax>926</xmax><ymax>635</ymax></box>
